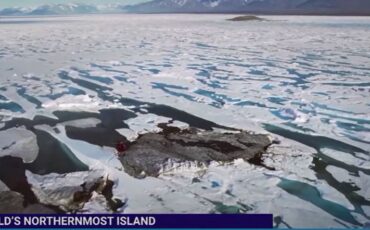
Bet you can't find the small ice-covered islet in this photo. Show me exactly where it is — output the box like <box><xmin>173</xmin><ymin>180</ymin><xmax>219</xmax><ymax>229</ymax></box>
<box><xmin>0</xmin><ymin>15</ymin><xmax>369</xmax><ymax>228</ymax></box>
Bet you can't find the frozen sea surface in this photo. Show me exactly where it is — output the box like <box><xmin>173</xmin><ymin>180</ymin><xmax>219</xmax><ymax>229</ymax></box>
<box><xmin>0</xmin><ymin>15</ymin><xmax>369</xmax><ymax>227</ymax></box>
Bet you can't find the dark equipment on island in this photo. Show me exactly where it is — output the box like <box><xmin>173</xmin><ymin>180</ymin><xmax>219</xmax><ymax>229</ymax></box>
<box><xmin>115</xmin><ymin>141</ymin><xmax>127</xmax><ymax>156</ymax></box>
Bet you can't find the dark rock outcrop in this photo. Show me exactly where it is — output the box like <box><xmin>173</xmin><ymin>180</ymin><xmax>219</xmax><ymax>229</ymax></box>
<box><xmin>0</xmin><ymin>191</ymin><xmax>24</xmax><ymax>213</ymax></box>
<box><xmin>120</xmin><ymin>126</ymin><xmax>273</xmax><ymax>178</ymax></box>
<box><xmin>0</xmin><ymin>191</ymin><xmax>57</xmax><ymax>214</ymax></box>
<box><xmin>71</xmin><ymin>178</ymin><xmax>125</xmax><ymax>213</ymax></box>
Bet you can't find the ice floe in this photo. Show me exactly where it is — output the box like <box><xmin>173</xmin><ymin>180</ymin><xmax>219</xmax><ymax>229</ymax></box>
<box><xmin>0</xmin><ymin>127</ymin><xmax>38</xmax><ymax>163</ymax></box>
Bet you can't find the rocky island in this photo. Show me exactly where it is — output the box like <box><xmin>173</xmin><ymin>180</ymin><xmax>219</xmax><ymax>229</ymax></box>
<box><xmin>120</xmin><ymin>124</ymin><xmax>274</xmax><ymax>178</ymax></box>
<box><xmin>227</xmin><ymin>15</ymin><xmax>265</xmax><ymax>22</ymax></box>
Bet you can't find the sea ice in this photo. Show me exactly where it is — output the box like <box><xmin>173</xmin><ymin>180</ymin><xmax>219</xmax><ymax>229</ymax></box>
<box><xmin>0</xmin><ymin>14</ymin><xmax>369</xmax><ymax>227</ymax></box>
<box><xmin>0</xmin><ymin>127</ymin><xmax>38</xmax><ymax>163</ymax></box>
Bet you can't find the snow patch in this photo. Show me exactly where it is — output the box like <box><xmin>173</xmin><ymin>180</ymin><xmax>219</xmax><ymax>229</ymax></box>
<box><xmin>0</xmin><ymin>180</ymin><xmax>9</xmax><ymax>192</ymax></box>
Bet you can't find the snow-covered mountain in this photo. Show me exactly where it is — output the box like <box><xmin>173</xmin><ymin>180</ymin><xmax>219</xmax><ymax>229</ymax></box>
<box><xmin>124</xmin><ymin>0</ymin><xmax>370</xmax><ymax>15</ymax></box>
<box><xmin>1</xmin><ymin>0</ymin><xmax>370</xmax><ymax>16</ymax></box>
<box><xmin>0</xmin><ymin>7</ymin><xmax>30</xmax><ymax>16</ymax></box>
<box><xmin>30</xmin><ymin>3</ymin><xmax>99</xmax><ymax>15</ymax></box>
<box><xmin>0</xmin><ymin>3</ymin><xmax>126</xmax><ymax>16</ymax></box>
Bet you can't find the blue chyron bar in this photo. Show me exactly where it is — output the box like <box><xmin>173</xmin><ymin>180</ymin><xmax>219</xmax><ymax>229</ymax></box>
<box><xmin>0</xmin><ymin>214</ymin><xmax>273</xmax><ymax>229</ymax></box>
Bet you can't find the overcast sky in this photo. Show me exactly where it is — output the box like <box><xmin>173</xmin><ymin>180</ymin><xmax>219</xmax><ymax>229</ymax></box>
<box><xmin>0</xmin><ymin>0</ymin><xmax>149</xmax><ymax>8</ymax></box>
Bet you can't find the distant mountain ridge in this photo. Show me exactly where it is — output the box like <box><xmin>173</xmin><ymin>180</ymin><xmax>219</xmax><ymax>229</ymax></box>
<box><xmin>0</xmin><ymin>3</ymin><xmax>126</xmax><ymax>16</ymax></box>
<box><xmin>1</xmin><ymin>0</ymin><xmax>370</xmax><ymax>16</ymax></box>
<box><xmin>124</xmin><ymin>0</ymin><xmax>370</xmax><ymax>15</ymax></box>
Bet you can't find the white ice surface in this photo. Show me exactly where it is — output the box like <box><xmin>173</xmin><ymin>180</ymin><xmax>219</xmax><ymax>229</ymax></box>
<box><xmin>126</xmin><ymin>114</ymin><xmax>172</xmax><ymax>135</ymax></box>
<box><xmin>0</xmin><ymin>127</ymin><xmax>39</xmax><ymax>163</ymax></box>
<box><xmin>61</xmin><ymin>118</ymin><xmax>101</xmax><ymax>129</ymax></box>
<box><xmin>0</xmin><ymin>15</ymin><xmax>369</xmax><ymax>227</ymax></box>
<box><xmin>42</xmin><ymin>95</ymin><xmax>102</xmax><ymax>112</ymax></box>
